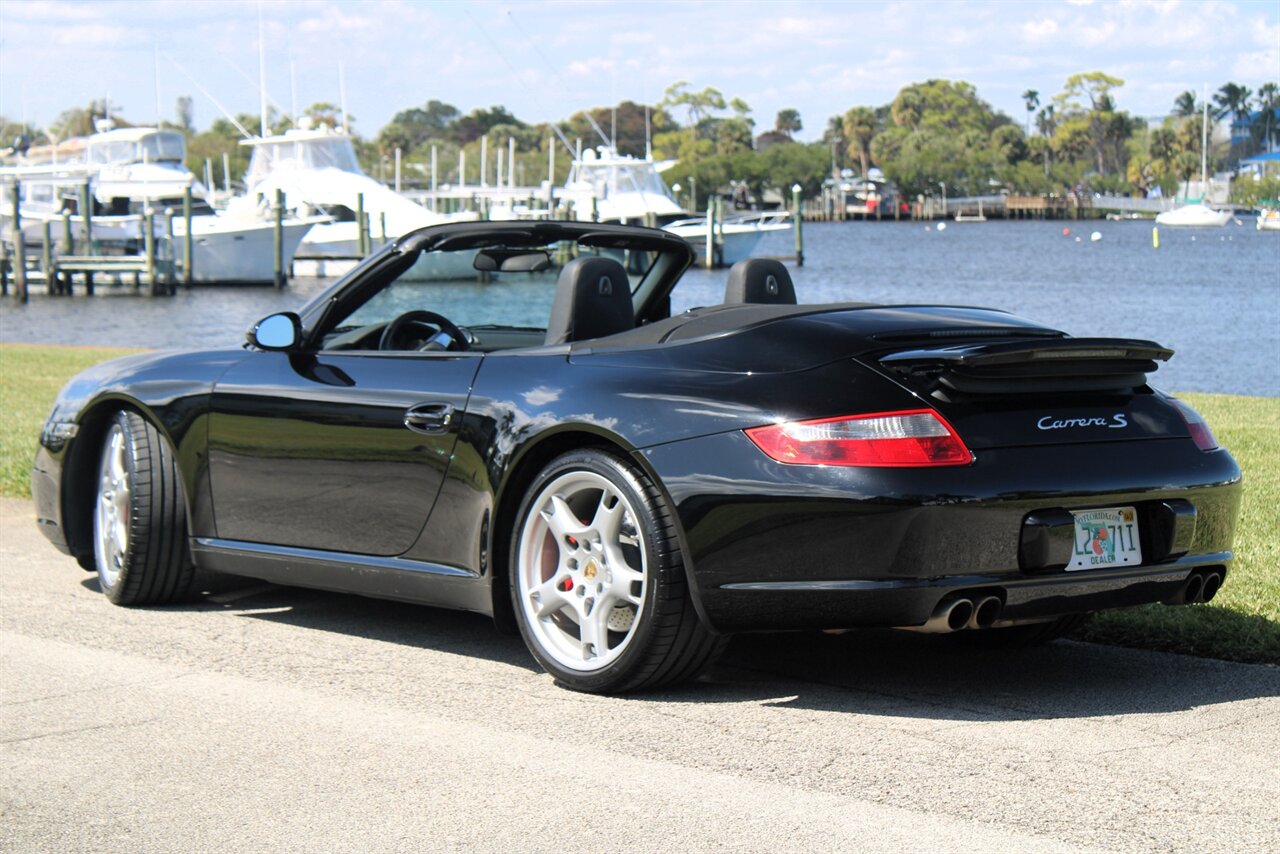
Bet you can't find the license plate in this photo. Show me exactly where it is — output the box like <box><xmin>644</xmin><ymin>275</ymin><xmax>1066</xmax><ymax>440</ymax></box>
<box><xmin>1068</xmin><ymin>506</ymin><xmax>1142</xmax><ymax>571</ymax></box>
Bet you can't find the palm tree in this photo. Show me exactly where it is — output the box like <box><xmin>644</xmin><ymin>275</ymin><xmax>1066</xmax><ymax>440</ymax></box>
<box><xmin>1022</xmin><ymin>89</ymin><xmax>1039</xmax><ymax>137</ymax></box>
<box><xmin>1213</xmin><ymin>83</ymin><xmax>1253</xmax><ymax>124</ymax></box>
<box><xmin>1035</xmin><ymin>105</ymin><xmax>1057</xmax><ymax>175</ymax></box>
<box><xmin>1173</xmin><ymin>90</ymin><xmax>1198</xmax><ymax>118</ymax></box>
<box><xmin>774</xmin><ymin>108</ymin><xmax>802</xmax><ymax>140</ymax></box>
<box><xmin>1256</xmin><ymin>83</ymin><xmax>1279</xmax><ymax>152</ymax></box>
<box><xmin>842</xmin><ymin>107</ymin><xmax>877</xmax><ymax>178</ymax></box>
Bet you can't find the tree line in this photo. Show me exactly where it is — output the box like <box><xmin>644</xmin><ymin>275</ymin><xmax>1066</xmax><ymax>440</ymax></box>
<box><xmin>4</xmin><ymin>72</ymin><xmax>1277</xmax><ymax>207</ymax></box>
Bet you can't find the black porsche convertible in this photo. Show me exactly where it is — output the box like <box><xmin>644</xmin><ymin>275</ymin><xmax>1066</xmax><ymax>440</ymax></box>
<box><xmin>32</xmin><ymin>221</ymin><xmax>1241</xmax><ymax>693</ymax></box>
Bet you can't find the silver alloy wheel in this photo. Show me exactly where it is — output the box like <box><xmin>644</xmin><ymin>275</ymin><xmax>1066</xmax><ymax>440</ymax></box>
<box><xmin>94</xmin><ymin>423</ymin><xmax>131</xmax><ymax>590</ymax></box>
<box><xmin>516</xmin><ymin>469</ymin><xmax>648</xmax><ymax>672</ymax></box>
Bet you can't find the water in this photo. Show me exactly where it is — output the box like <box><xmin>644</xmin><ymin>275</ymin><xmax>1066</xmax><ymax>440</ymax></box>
<box><xmin>2</xmin><ymin>219</ymin><xmax>1277</xmax><ymax>396</ymax></box>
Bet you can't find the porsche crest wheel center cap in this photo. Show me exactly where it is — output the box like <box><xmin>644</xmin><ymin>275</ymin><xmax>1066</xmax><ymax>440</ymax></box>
<box><xmin>584</xmin><ymin>560</ymin><xmax>599</xmax><ymax>579</ymax></box>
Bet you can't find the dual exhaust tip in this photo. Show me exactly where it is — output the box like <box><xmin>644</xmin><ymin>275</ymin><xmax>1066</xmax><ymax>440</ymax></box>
<box><xmin>908</xmin><ymin>595</ymin><xmax>1003</xmax><ymax>634</ymax></box>
<box><xmin>1170</xmin><ymin>569</ymin><xmax>1224</xmax><ymax>606</ymax></box>
<box><xmin>908</xmin><ymin>568</ymin><xmax>1223</xmax><ymax>634</ymax></box>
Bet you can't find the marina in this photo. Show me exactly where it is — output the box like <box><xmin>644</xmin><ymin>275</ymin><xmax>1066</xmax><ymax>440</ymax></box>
<box><xmin>2</xmin><ymin>218</ymin><xmax>1275</xmax><ymax>397</ymax></box>
<box><xmin>0</xmin><ymin>124</ymin><xmax>325</xmax><ymax>290</ymax></box>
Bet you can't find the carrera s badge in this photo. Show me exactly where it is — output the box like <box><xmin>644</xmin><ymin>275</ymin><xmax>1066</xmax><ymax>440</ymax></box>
<box><xmin>1037</xmin><ymin>414</ymin><xmax>1128</xmax><ymax>430</ymax></box>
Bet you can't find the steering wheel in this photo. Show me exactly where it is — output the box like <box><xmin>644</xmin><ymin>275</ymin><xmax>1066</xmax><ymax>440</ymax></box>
<box><xmin>378</xmin><ymin>310</ymin><xmax>470</xmax><ymax>352</ymax></box>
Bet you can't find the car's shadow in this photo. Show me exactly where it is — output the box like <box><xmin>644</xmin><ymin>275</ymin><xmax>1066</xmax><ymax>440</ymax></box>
<box><xmin>85</xmin><ymin>576</ymin><xmax>1280</xmax><ymax>720</ymax></box>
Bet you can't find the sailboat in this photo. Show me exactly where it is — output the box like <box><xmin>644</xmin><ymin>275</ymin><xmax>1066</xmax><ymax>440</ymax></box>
<box><xmin>1156</xmin><ymin>89</ymin><xmax>1232</xmax><ymax>228</ymax></box>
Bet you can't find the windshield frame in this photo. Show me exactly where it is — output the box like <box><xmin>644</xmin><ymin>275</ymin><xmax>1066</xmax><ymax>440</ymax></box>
<box><xmin>297</xmin><ymin>221</ymin><xmax>694</xmax><ymax>352</ymax></box>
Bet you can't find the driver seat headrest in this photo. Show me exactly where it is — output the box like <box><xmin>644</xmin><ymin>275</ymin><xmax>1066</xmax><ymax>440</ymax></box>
<box><xmin>545</xmin><ymin>256</ymin><xmax>634</xmax><ymax>345</ymax></box>
<box><xmin>724</xmin><ymin>258</ymin><xmax>796</xmax><ymax>304</ymax></box>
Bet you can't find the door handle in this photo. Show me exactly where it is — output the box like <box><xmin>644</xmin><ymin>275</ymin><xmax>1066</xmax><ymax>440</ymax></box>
<box><xmin>404</xmin><ymin>403</ymin><xmax>454</xmax><ymax>435</ymax></box>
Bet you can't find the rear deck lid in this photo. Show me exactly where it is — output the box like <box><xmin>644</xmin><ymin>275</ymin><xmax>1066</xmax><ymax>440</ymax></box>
<box><xmin>870</xmin><ymin>337</ymin><xmax>1188</xmax><ymax>448</ymax></box>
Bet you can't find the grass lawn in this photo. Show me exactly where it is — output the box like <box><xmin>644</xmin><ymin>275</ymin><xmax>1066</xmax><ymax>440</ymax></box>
<box><xmin>1073</xmin><ymin>392</ymin><xmax>1280</xmax><ymax>664</ymax></box>
<box><xmin>1</xmin><ymin>342</ymin><xmax>1276</xmax><ymax>664</ymax></box>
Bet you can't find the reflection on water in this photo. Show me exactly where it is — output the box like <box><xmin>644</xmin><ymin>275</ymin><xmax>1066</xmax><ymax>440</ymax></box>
<box><xmin>1</xmin><ymin>219</ymin><xmax>1276</xmax><ymax>396</ymax></box>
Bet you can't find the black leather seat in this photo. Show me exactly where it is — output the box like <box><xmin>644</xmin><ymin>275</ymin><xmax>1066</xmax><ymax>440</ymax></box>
<box><xmin>723</xmin><ymin>258</ymin><xmax>796</xmax><ymax>304</ymax></box>
<box><xmin>544</xmin><ymin>256</ymin><xmax>635</xmax><ymax>345</ymax></box>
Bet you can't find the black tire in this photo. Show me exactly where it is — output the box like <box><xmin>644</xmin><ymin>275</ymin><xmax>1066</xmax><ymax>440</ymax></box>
<box><xmin>961</xmin><ymin>613</ymin><xmax>1090</xmax><ymax>647</ymax></box>
<box><xmin>509</xmin><ymin>448</ymin><xmax>725</xmax><ymax>693</ymax></box>
<box><xmin>92</xmin><ymin>410</ymin><xmax>198</xmax><ymax>605</ymax></box>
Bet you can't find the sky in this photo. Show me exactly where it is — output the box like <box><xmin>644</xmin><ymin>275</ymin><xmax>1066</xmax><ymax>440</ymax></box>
<box><xmin>1</xmin><ymin>0</ymin><xmax>1277</xmax><ymax>141</ymax></box>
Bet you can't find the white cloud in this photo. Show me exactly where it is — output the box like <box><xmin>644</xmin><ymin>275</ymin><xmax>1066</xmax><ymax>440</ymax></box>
<box><xmin>298</xmin><ymin>10</ymin><xmax>375</xmax><ymax>33</ymax></box>
<box><xmin>1022</xmin><ymin>18</ymin><xmax>1060</xmax><ymax>40</ymax></box>
<box><xmin>52</xmin><ymin>23</ymin><xmax>131</xmax><ymax>47</ymax></box>
<box><xmin>1233</xmin><ymin>49</ymin><xmax>1280</xmax><ymax>81</ymax></box>
<box><xmin>567</xmin><ymin>58</ymin><xmax>617</xmax><ymax>76</ymax></box>
<box><xmin>2</xmin><ymin>0</ymin><xmax>1277</xmax><ymax>140</ymax></box>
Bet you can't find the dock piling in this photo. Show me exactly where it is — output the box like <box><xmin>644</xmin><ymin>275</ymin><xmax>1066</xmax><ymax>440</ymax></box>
<box><xmin>274</xmin><ymin>189</ymin><xmax>286</xmax><ymax>288</ymax></box>
<box><xmin>164</xmin><ymin>208</ymin><xmax>177</xmax><ymax>291</ymax></box>
<box><xmin>356</xmin><ymin>193</ymin><xmax>368</xmax><ymax>256</ymax></box>
<box><xmin>9</xmin><ymin>181</ymin><xmax>27</xmax><ymax>302</ymax></box>
<box><xmin>183</xmin><ymin>187</ymin><xmax>193</xmax><ymax>286</ymax></box>
<box><xmin>78</xmin><ymin>183</ymin><xmax>95</xmax><ymax>256</ymax></box>
<box><xmin>792</xmin><ymin>186</ymin><xmax>804</xmax><ymax>267</ymax></box>
<box><xmin>144</xmin><ymin>211</ymin><xmax>159</xmax><ymax>295</ymax></box>
<box><xmin>704</xmin><ymin>198</ymin><xmax>715</xmax><ymax>270</ymax></box>
<box><xmin>41</xmin><ymin>221</ymin><xmax>55</xmax><ymax>295</ymax></box>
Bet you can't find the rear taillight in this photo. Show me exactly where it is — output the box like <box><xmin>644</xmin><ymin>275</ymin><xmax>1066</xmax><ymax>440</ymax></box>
<box><xmin>745</xmin><ymin>409</ymin><xmax>973</xmax><ymax>467</ymax></box>
<box><xmin>1169</xmin><ymin>398</ymin><xmax>1219</xmax><ymax>451</ymax></box>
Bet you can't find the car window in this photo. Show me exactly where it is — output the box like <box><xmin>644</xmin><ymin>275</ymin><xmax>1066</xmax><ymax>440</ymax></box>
<box><xmin>319</xmin><ymin>245</ymin><xmax>649</xmax><ymax>351</ymax></box>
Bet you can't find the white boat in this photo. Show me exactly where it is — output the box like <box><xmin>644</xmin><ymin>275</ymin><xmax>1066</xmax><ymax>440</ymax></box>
<box><xmin>833</xmin><ymin>169</ymin><xmax>898</xmax><ymax>217</ymax></box>
<box><xmin>954</xmin><ymin>200</ymin><xmax>987</xmax><ymax>223</ymax></box>
<box><xmin>1155</xmin><ymin>203</ymin><xmax>1233</xmax><ymax>228</ymax></box>
<box><xmin>558</xmin><ymin>146</ymin><xmax>685</xmax><ymax>222</ymax></box>
<box><xmin>663</xmin><ymin>212</ymin><xmax>794</xmax><ymax>265</ymax></box>
<box><xmin>1155</xmin><ymin>91</ymin><xmax>1232</xmax><ymax>228</ymax></box>
<box><xmin>2</xmin><ymin>126</ymin><xmax>320</xmax><ymax>283</ymax></box>
<box><xmin>1256</xmin><ymin>210</ymin><xmax>1280</xmax><ymax>231</ymax></box>
<box><xmin>233</xmin><ymin>121</ymin><xmax>472</xmax><ymax>262</ymax></box>
<box><xmin>557</xmin><ymin>146</ymin><xmax>791</xmax><ymax>264</ymax></box>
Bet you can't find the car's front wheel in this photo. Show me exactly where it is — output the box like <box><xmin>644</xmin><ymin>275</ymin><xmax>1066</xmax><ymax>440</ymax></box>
<box><xmin>93</xmin><ymin>410</ymin><xmax>198</xmax><ymax>605</ymax></box>
<box><xmin>511</xmin><ymin>448</ymin><xmax>724</xmax><ymax>693</ymax></box>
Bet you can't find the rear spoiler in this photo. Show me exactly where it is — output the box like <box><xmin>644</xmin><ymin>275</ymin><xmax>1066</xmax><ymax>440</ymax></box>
<box><xmin>878</xmin><ymin>338</ymin><xmax>1173</xmax><ymax>395</ymax></box>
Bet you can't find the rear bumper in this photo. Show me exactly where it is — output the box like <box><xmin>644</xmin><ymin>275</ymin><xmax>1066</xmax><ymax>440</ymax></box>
<box><xmin>642</xmin><ymin>434</ymin><xmax>1242</xmax><ymax>633</ymax></box>
<box><xmin>707</xmin><ymin>554</ymin><xmax>1230</xmax><ymax>631</ymax></box>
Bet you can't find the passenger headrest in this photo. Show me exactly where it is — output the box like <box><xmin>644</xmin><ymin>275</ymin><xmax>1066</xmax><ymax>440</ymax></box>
<box><xmin>544</xmin><ymin>256</ymin><xmax>634</xmax><ymax>345</ymax></box>
<box><xmin>724</xmin><ymin>258</ymin><xmax>796</xmax><ymax>304</ymax></box>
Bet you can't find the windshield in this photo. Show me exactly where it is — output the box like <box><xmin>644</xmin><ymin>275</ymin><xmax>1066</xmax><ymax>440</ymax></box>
<box><xmin>245</xmin><ymin>136</ymin><xmax>363</xmax><ymax>187</ymax></box>
<box><xmin>88</xmin><ymin>132</ymin><xmax>185</xmax><ymax>165</ymax></box>
<box><xmin>318</xmin><ymin>237</ymin><xmax>660</xmax><ymax>351</ymax></box>
<box><xmin>573</xmin><ymin>162</ymin><xmax>674</xmax><ymax>199</ymax></box>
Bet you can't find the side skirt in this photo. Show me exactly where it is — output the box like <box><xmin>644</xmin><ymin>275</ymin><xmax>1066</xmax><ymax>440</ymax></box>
<box><xmin>191</xmin><ymin>538</ymin><xmax>493</xmax><ymax>616</ymax></box>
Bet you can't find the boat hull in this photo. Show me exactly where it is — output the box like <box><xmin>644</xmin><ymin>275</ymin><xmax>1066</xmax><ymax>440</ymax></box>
<box><xmin>1154</xmin><ymin>204</ymin><xmax>1232</xmax><ymax>227</ymax></box>
<box><xmin>178</xmin><ymin>218</ymin><xmax>317</xmax><ymax>284</ymax></box>
<box><xmin>665</xmin><ymin>216</ymin><xmax>791</xmax><ymax>266</ymax></box>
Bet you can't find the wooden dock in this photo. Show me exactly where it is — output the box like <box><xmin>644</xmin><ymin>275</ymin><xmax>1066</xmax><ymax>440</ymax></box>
<box><xmin>798</xmin><ymin>192</ymin><xmax>1099</xmax><ymax>223</ymax></box>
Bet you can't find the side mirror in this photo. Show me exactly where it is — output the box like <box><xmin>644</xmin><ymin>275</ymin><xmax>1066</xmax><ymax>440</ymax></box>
<box><xmin>248</xmin><ymin>312</ymin><xmax>302</xmax><ymax>351</ymax></box>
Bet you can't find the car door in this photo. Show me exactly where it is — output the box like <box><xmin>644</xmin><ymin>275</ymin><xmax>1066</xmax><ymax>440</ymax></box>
<box><xmin>207</xmin><ymin>349</ymin><xmax>480</xmax><ymax>556</ymax></box>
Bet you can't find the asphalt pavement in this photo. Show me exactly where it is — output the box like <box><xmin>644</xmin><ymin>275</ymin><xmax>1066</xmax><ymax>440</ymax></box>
<box><xmin>2</xmin><ymin>497</ymin><xmax>1278</xmax><ymax>853</ymax></box>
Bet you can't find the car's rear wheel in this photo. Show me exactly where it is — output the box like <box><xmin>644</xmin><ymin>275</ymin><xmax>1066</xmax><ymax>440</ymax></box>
<box><xmin>93</xmin><ymin>411</ymin><xmax>198</xmax><ymax>605</ymax></box>
<box><xmin>511</xmin><ymin>448</ymin><xmax>724</xmax><ymax>693</ymax></box>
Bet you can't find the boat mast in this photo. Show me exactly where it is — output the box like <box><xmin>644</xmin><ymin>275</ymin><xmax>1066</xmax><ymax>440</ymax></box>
<box><xmin>154</xmin><ymin>45</ymin><xmax>162</xmax><ymax>127</ymax></box>
<box><xmin>1200</xmin><ymin>83</ymin><xmax>1208</xmax><ymax>197</ymax></box>
<box><xmin>257</xmin><ymin>2</ymin><xmax>268</xmax><ymax>138</ymax></box>
<box><xmin>339</xmin><ymin>62</ymin><xmax>349</xmax><ymax>133</ymax></box>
